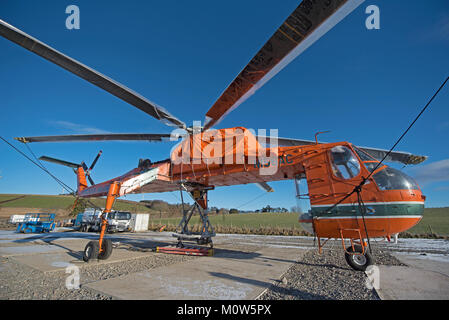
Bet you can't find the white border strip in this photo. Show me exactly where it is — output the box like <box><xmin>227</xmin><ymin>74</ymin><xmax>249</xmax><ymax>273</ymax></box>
<box><xmin>315</xmin><ymin>215</ymin><xmax>423</xmax><ymax>220</ymax></box>
<box><xmin>311</xmin><ymin>201</ymin><xmax>424</xmax><ymax>208</ymax></box>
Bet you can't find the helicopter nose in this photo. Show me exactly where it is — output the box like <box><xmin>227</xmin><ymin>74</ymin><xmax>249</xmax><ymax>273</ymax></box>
<box><xmin>414</xmin><ymin>192</ymin><xmax>425</xmax><ymax>216</ymax></box>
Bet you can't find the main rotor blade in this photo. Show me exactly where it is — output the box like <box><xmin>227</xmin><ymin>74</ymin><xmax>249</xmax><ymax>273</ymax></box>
<box><xmin>0</xmin><ymin>20</ymin><xmax>186</xmax><ymax>129</ymax></box>
<box><xmin>256</xmin><ymin>182</ymin><xmax>274</xmax><ymax>193</ymax></box>
<box><xmin>15</xmin><ymin>133</ymin><xmax>184</xmax><ymax>143</ymax></box>
<box><xmin>259</xmin><ymin>136</ymin><xmax>428</xmax><ymax>165</ymax></box>
<box><xmin>203</xmin><ymin>0</ymin><xmax>364</xmax><ymax>130</ymax></box>
<box><xmin>354</xmin><ymin>146</ymin><xmax>428</xmax><ymax>166</ymax></box>
<box><xmin>257</xmin><ymin>136</ymin><xmax>316</xmax><ymax>147</ymax></box>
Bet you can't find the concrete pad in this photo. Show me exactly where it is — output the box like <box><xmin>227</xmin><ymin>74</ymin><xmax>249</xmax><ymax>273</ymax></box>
<box><xmin>11</xmin><ymin>251</ymin><xmax>82</xmax><ymax>271</ymax></box>
<box><xmin>376</xmin><ymin>252</ymin><xmax>449</xmax><ymax>300</ymax></box>
<box><xmin>0</xmin><ymin>238</ymin><xmax>97</xmax><ymax>257</ymax></box>
<box><xmin>0</xmin><ymin>230</ymin><xmax>99</xmax><ymax>245</ymax></box>
<box><xmin>377</xmin><ymin>265</ymin><xmax>449</xmax><ymax>300</ymax></box>
<box><xmin>85</xmin><ymin>246</ymin><xmax>304</xmax><ymax>300</ymax></box>
<box><xmin>0</xmin><ymin>244</ymin><xmax>65</xmax><ymax>257</ymax></box>
<box><xmin>393</xmin><ymin>252</ymin><xmax>449</xmax><ymax>277</ymax></box>
<box><xmin>10</xmin><ymin>247</ymin><xmax>150</xmax><ymax>273</ymax></box>
<box><xmin>0</xmin><ymin>231</ymin><xmax>37</xmax><ymax>242</ymax></box>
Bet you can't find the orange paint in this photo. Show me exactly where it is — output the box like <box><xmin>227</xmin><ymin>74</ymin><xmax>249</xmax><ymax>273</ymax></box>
<box><xmin>98</xmin><ymin>182</ymin><xmax>120</xmax><ymax>253</ymax></box>
<box><xmin>74</xmin><ymin>129</ymin><xmax>426</xmax><ymax>254</ymax></box>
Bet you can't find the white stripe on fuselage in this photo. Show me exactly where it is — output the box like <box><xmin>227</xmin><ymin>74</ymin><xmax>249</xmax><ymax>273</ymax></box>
<box><xmin>311</xmin><ymin>201</ymin><xmax>424</xmax><ymax>208</ymax></box>
<box><xmin>315</xmin><ymin>215</ymin><xmax>422</xmax><ymax>220</ymax></box>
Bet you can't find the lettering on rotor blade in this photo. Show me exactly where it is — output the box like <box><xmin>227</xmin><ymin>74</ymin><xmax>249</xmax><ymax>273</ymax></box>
<box><xmin>65</xmin><ymin>5</ymin><xmax>80</xmax><ymax>30</ymax></box>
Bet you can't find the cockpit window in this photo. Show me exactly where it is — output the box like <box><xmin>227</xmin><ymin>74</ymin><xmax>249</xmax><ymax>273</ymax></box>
<box><xmin>372</xmin><ymin>167</ymin><xmax>419</xmax><ymax>190</ymax></box>
<box><xmin>353</xmin><ymin>146</ymin><xmax>376</xmax><ymax>162</ymax></box>
<box><xmin>329</xmin><ymin>146</ymin><xmax>361</xmax><ymax>179</ymax></box>
<box><xmin>364</xmin><ymin>161</ymin><xmax>381</xmax><ymax>173</ymax></box>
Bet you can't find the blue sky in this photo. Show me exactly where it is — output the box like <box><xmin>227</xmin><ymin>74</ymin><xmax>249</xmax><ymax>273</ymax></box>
<box><xmin>1</xmin><ymin>0</ymin><xmax>448</xmax><ymax>210</ymax></box>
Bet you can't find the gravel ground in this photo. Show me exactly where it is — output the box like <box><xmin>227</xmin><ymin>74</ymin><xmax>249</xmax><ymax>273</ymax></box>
<box><xmin>0</xmin><ymin>231</ymin><xmax>406</xmax><ymax>300</ymax></box>
<box><xmin>0</xmin><ymin>220</ymin><xmax>15</xmax><ymax>231</ymax></box>
<box><xmin>258</xmin><ymin>245</ymin><xmax>404</xmax><ymax>300</ymax></box>
<box><xmin>0</xmin><ymin>253</ymin><xmax>196</xmax><ymax>300</ymax></box>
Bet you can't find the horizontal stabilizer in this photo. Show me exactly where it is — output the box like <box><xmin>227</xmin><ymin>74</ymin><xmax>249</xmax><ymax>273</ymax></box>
<box><xmin>39</xmin><ymin>156</ymin><xmax>81</xmax><ymax>168</ymax></box>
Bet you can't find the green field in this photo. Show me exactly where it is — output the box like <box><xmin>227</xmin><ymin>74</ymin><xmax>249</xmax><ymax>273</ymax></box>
<box><xmin>407</xmin><ymin>207</ymin><xmax>449</xmax><ymax>235</ymax></box>
<box><xmin>0</xmin><ymin>194</ymin><xmax>153</xmax><ymax>214</ymax></box>
<box><xmin>152</xmin><ymin>208</ymin><xmax>449</xmax><ymax>237</ymax></box>
<box><xmin>153</xmin><ymin>212</ymin><xmax>301</xmax><ymax>230</ymax></box>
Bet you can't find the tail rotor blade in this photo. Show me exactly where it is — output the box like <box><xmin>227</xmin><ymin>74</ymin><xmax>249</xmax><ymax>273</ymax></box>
<box><xmin>80</xmin><ymin>162</ymin><xmax>94</xmax><ymax>186</ymax></box>
<box><xmin>84</xmin><ymin>151</ymin><xmax>102</xmax><ymax>186</ymax></box>
<box><xmin>89</xmin><ymin>150</ymin><xmax>102</xmax><ymax>171</ymax></box>
<box><xmin>87</xmin><ymin>175</ymin><xmax>95</xmax><ymax>186</ymax></box>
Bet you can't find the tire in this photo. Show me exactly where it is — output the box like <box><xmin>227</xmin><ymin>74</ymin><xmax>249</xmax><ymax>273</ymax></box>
<box><xmin>98</xmin><ymin>239</ymin><xmax>113</xmax><ymax>260</ymax></box>
<box><xmin>83</xmin><ymin>241</ymin><xmax>99</xmax><ymax>262</ymax></box>
<box><xmin>344</xmin><ymin>244</ymin><xmax>373</xmax><ymax>271</ymax></box>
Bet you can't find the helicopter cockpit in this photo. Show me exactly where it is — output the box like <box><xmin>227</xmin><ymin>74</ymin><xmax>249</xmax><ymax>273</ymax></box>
<box><xmin>350</xmin><ymin>146</ymin><xmax>420</xmax><ymax>191</ymax></box>
<box><xmin>328</xmin><ymin>145</ymin><xmax>420</xmax><ymax>192</ymax></box>
<box><xmin>328</xmin><ymin>145</ymin><xmax>361</xmax><ymax>180</ymax></box>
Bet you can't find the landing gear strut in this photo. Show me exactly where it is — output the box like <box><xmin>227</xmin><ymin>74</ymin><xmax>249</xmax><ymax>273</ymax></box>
<box><xmin>83</xmin><ymin>181</ymin><xmax>119</xmax><ymax>262</ymax></box>
<box><xmin>173</xmin><ymin>185</ymin><xmax>215</xmax><ymax>248</ymax></box>
<box><xmin>316</xmin><ymin>228</ymin><xmax>375</xmax><ymax>271</ymax></box>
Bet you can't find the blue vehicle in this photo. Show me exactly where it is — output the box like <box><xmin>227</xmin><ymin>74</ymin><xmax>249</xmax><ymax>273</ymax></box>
<box><xmin>16</xmin><ymin>213</ymin><xmax>56</xmax><ymax>233</ymax></box>
<box><xmin>74</xmin><ymin>213</ymin><xmax>83</xmax><ymax>229</ymax></box>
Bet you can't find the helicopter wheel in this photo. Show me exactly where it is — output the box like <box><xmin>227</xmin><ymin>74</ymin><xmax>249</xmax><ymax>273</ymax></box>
<box><xmin>83</xmin><ymin>241</ymin><xmax>99</xmax><ymax>262</ymax></box>
<box><xmin>98</xmin><ymin>239</ymin><xmax>113</xmax><ymax>260</ymax></box>
<box><xmin>344</xmin><ymin>244</ymin><xmax>373</xmax><ymax>271</ymax></box>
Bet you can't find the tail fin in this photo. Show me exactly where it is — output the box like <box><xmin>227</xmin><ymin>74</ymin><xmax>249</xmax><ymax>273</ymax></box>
<box><xmin>39</xmin><ymin>156</ymin><xmax>88</xmax><ymax>193</ymax></box>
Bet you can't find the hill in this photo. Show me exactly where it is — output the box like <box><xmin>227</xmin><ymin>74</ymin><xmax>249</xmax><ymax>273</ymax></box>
<box><xmin>0</xmin><ymin>193</ymin><xmax>182</xmax><ymax>219</ymax></box>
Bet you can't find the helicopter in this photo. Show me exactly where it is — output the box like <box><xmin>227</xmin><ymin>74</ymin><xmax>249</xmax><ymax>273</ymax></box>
<box><xmin>0</xmin><ymin>0</ymin><xmax>428</xmax><ymax>270</ymax></box>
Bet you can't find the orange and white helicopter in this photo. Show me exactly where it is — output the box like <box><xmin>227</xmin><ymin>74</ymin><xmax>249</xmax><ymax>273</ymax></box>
<box><xmin>1</xmin><ymin>0</ymin><xmax>428</xmax><ymax>271</ymax></box>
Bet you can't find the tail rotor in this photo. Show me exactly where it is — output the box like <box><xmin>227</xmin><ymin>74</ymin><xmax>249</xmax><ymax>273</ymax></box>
<box><xmin>39</xmin><ymin>150</ymin><xmax>102</xmax><ymax>187</ymax></box>
<box><xmin>82</xmin><ymin>150</ymin><xmax>102</xmax><ymax>186</ymax></box>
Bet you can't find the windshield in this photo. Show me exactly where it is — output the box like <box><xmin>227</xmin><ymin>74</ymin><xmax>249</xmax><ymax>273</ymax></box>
<box><xmin>329</xmin><ymin>146</ymin><xmax>361</xmax><ymax>179</ymax></box>
<box><xmin>372</xmin><ymin>166</ymin><xmax>419</xmax><ymax>191</ymax></box>
<box><xmin>364</xmin><ymin>161</ymin><xmax>381</xmax><ymax>173</ymax></box>
<box><xmin>109</xmin><ymin>212</ymin><xmax>131</xmax><ymax>220</ymax></box>
<box><xmin>353</xmin><ymin>146</ymin><xmax>377</xmax><ymax>162</ymax></box>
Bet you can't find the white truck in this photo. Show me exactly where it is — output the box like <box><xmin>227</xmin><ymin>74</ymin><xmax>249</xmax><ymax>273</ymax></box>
<box><xmin>106</xmin><ymin>211</ymin><xmax>132</xmax><ymax>233</ymax></box>
<box><xmin>78</xmin><ymin>208</ymin><xmax>132</xmax><ymax>233</ymax></box>
<box><xmin>8</xmin><ymin>214</ymin><xmax>26</xmax><ymax>224</ymax></box>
